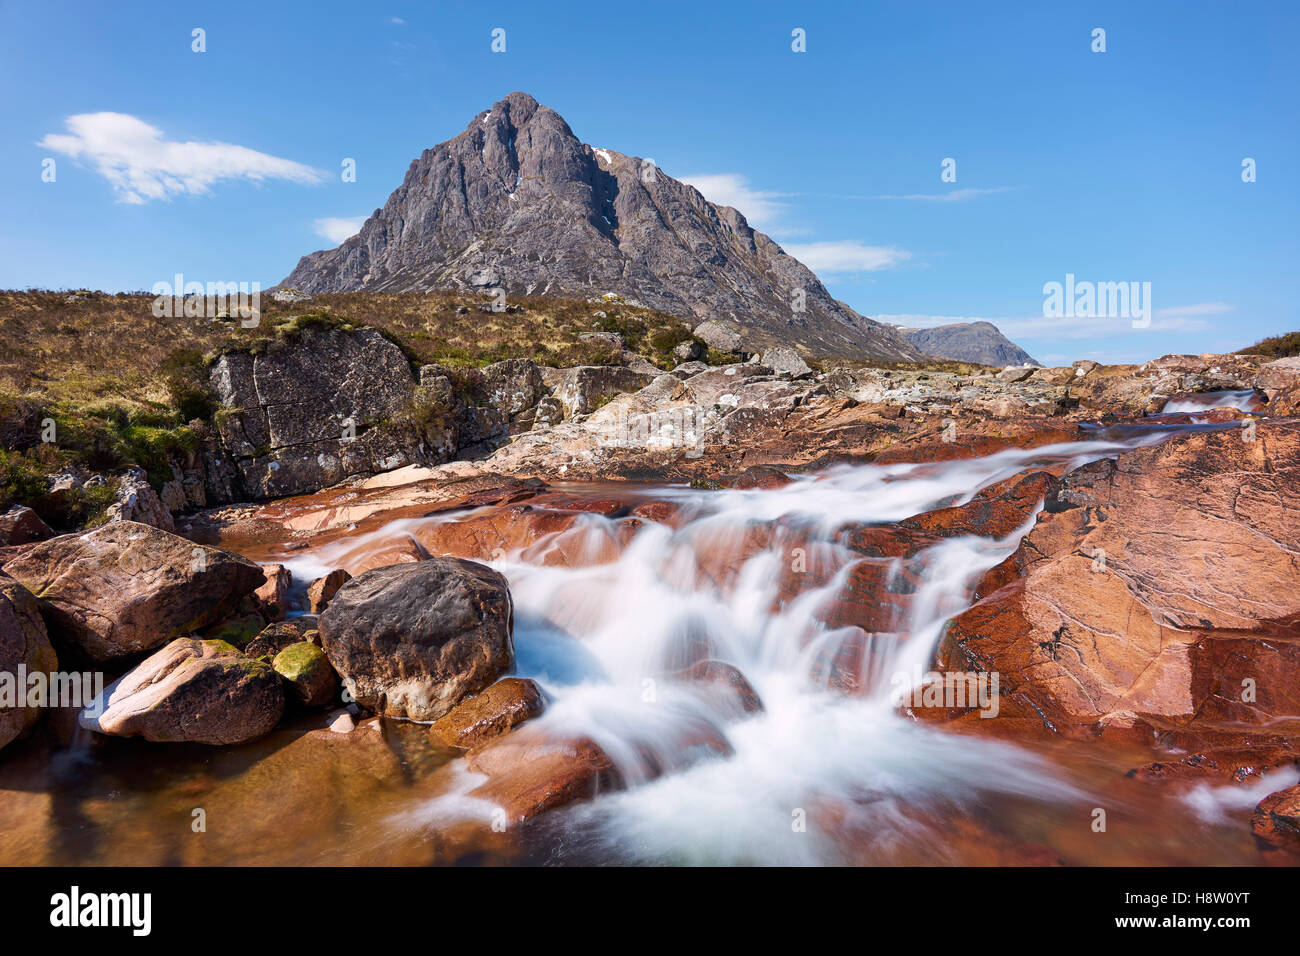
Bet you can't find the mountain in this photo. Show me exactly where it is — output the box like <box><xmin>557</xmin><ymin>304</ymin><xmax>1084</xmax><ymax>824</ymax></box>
<box><xmin>896</xmin><ymin>322</ymin><xmax>1038</xmax><ymax>367</ymax></box>
<box><xmin>279</xmin><ymin>92</ymin><xmax>923</xmax><ymax>362</ymax></box>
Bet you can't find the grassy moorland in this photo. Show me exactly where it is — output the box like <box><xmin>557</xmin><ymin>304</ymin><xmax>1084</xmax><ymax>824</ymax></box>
<box><xmin>1237</xmin><ymin>331</ymin><xmax>1300</xmax><ymax>359</ymax></box>
<box><xmin>0</xmin><ymin>289</ymin><xmax>728</xmax><ymax>517</ymax></box>
<box><xmin>0</xmin><ymin>287</ymin><xmax>997</xmax><ymax>519</ymax></box>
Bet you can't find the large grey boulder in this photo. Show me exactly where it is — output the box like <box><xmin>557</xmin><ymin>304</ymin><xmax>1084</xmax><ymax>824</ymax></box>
<box><xmin>693</xmin><ymin>320</ymin><xmax>743</xmax><ymax>354</ymax></box>
<box><xmin>546</xmin><ymin>365</ymin><xmax>655</xmax><ymax>420</ymax></box>
<box><xmin>209</xmin><ymin>325</ymin><xmax>434</xmax><ymax>499</ymax></box>
<box><xmin>3</xmin><ymin>521</ymin><xmax>264</xmax><ymax>663</ymax></box>
<box><xmin>80</xmin><ymin>638</ymin><xmax>284</xmax><ymax>744</ymax></box>
<box><xmin>760</xmin><ymin>347</ymin><xmax>813</xmax><ymax>379</ymax></box>
<box><xmin>317</xmin><ymin>559</ymin><xmax>514</xmax><ymax>721</ymax></box>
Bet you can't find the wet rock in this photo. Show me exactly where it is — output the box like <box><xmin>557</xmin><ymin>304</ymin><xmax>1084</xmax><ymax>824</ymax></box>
<box><xmin>672</xmin><ymin>660</ymin><xmax>764</xmax><ymax>715</ymax></box>
<box><xmin>272</xmin><ymin>641</ymin><xmax>339</xmax><ymax>707</ymax></box>
<box><xmin>0</xmin><ymin>507</ymin><xmax>51</xmax><ymax>547</ymax></box>
<box><xmin>430</xmin><ymin>677</ymin><xmax>546</xmax><ymax>747</ymax></box>
<box><xmin>307</xmin><ymin>568</ymin><xmax>351</xmax><ymax>613</ymax></box>
<box><xmin>466</xmin><ymin>731</ymin><xmax>622</xmax><ymax>824</ymax></box>
<box><xmin>244</xmin><ymin>620</ymin><xmax>311</xmax><ymax>660</ymax></box>
<box><xmin>939</xmin><ymin>421</ymin><xmax>1300</xmax><ymax>738</ymax></box>
<box><xmin>81</xmin><ymin>638</ymin><xmax>285</xmax><ymax>744</ymax></box>
<box><xmin>0</xmin><ymin>573</ymin><xmax>58</xmax><ymax>751</ymax></box>
<box><xmin>1251</xmin><ymin>785</ymin><xmax>1300</xmax><ymax>857</ymax></box>
<box><xmin>317</xmin><ymin>558</ymin><xmax>514</xmax><ymax>721</ymax></box>
<box><xmin>4</xmin><ymin>521</ymin><xmax>264</xmax><ymax>663</ymax></box>
<box><xmin>252</xmin><ymin>563</ymin><xmax>291</xmax><ymax>621</ymax></box>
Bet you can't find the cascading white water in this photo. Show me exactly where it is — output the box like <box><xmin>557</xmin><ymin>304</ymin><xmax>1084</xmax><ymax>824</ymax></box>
<box><xmin>283</xmin><ymin>425</ymin><xmax>1225</xmax><ymax>864</ymax></box>
<box><xmin>1160</xmin><ymin>389</ymin><xmax>1260</xmax><ymax>414</ymax></box>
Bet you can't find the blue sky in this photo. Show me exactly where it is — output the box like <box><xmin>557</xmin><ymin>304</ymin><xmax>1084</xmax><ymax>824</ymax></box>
<box><xmin>1</xmin><ymin>0</ymin><xmax>1296</xmax><ymax>364</ymax></box>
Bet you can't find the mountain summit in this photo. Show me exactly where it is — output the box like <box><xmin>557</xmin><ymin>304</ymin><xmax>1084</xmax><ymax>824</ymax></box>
<box><xmin>279</xmin><ymin>92</ymin><xmax>922</xmax><ymax>361</ymax></box>
<box><xmin>895</xmin><ymin>321</ymin><xmax>1038</xmax><ymax>367</ymax></box>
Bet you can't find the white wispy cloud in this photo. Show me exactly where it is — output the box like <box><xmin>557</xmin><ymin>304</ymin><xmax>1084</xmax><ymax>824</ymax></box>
<box><xmin>38</xmin><ymin>112</ymin><xmax>326</xmax><ymax>203</ymax></box>
<box><xmin>782</xmin><ymin>240</ymin><xmax>912</xmax><ymax>273</ymax></box>
<box><xmin>314</xmin><ymin>216</ymin><xmax>367</xmax><ymax>244</ymax></box>
<box><xmin>678</xmin><ymin>173</ymin><xmax>789</xmax><ymax>229</ymax></box>
<box><xmin>387</xmin><ymin>16</ymin><xmax>406</xmax><ymax>25</ymax></box>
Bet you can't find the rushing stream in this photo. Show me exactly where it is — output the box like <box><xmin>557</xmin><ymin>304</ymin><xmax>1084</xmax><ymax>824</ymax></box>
<box><xmin>0</xmin><ymin>393</ymin><xmax>1271</xmax><ymax>865</ymax></box>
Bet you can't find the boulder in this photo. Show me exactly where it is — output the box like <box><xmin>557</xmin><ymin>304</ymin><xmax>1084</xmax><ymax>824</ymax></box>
<box><xmin>547</xmin><ymin>366</ymin><xmax>655</xmax><ymax>419</ymax></box>
<box><xmin>208</xmin><ymin>326</ymin><xmax>426</xmax><ymax>499</ymax></box>
<box><xmin>317</xmin><ymin>558</ymin><xmax>514</xmax><ymax>721</ymax></box>
<box><xmin>252</xmin><ymin>564</ymin><xmax>291</xmax><ymax>621</ymax></box>
<box><xmin>0</xmin><ymin>574</ymin><xmax>58</xmax><ymax>750</ymax></box>
<box><xmin>693</xmin><ymin>319</ymin><xmax>743</xmax><ymax>354</ymax></box>
<box><xmin>0</xmin><ymin>507</ymin><xmax>51</xmax><ymax>548</ymax></box>
<box><xmin>103</xmin><ymin>467</ymin><xmax>173</xmax><ymax>531</ymax></box>
<box><xmin>430</xmin><ymin>677</ymin><xmax>545</xmax><ymax>747</ymax></box>
<box><xmin>1252</xmin><ymin>785</ymin><xmax>1300</xmax><ymax>856</ymax></box>
<box><xmin>4</xmin><ymin>522</ymin><xmax>264</xmax><ymax>663</ymax></box>
<box><xmin>272</xmin><ymin>642</ymin><xmax>338</xmax><ymax>707</ymax></box>
<box><xmin>671</xmin><ymin>660</ymin><xmax>763</xmax><ymax>716</ymax></box>
<box><xmin>80</xmin><ymin>638</ymin><xmax>284</xmax><ymax>744</ymax></box>
<box><xmin>760</xmin><ymin>347</ymin><xmax>813</xmax><ymax>379</ymax></box>
<box><xmin>466</xmin><ymin>731</ymin><xmax>622</xmax><ymax>824</ymax></box>
<box><xmin>244</xmin><ymin>620</ymin><xmax>311</xmax><ymax>660</ymax></box>
<box><xmin>673</xmin><ymin>340</ymin><xmax>704</xmax><ymax>362</ymax></box>
<box><xmin>307</xmin><ymin>568</ymin><xmax>351</xmax><ymax>613</ymax></box>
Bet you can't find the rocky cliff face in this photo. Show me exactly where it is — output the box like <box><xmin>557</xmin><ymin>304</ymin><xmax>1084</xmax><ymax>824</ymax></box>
<box><xmin>897</xmin><ymin>321</ymin><xmax>1037</xmax><ymax>366</ymax></box>
<box><xmin>279</xmin><ymin>92</ymin><xmax>922</xmax><ymax>362</ymax></box>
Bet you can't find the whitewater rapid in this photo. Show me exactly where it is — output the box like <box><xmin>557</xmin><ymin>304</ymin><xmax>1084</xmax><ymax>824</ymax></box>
<box><xmin>278</xmin><ymin>396</ymin><xmax>1255</xmax><ymax>864</ymax></box>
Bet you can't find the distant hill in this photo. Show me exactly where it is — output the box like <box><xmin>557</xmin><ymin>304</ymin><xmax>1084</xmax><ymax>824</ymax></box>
<box><xmin>896</xmin><ymin>321</ymin><xmax>1037</xmax><ymax>366</ymax></box>
<box><xmin>279</xmin><ymin>91</ymin><xmax>924</xmax><ymax>363</ymax></box>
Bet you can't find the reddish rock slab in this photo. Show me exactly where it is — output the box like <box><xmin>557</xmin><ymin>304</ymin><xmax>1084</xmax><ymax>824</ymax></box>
<box><xmin>938</xmin><ymin>421</ymin><xmax>1300</xmax><ymax>741</ymax></box>
<box><xmin>252</xmin><ymin>563</ymin><xmax>291</xmax><ymax>621</ymax></box>
<box><xmin>4</xmin><ymin>521</ymin><xmax>264</xmax><ymax>663</ymax></box>
<box><xmin>1251</xmin><ymin>785</ymin><xmax>1300</xmax><ymax>858</ymax></box>
<box><xmin>307</xmin><ymin>568</ymin><xmax>351</xmax><ymax>613</ymax></box>
<box><xmin>431</xmin><ymin>677</ymin><xmax>546</xmax><ymax>748</ymax></box>
<box><xmin>0</xmin><ymin>507</ymin><xmax>51</xmax><ymax>548</ymax></box>
<box><xmin>467</xmin><ymin>732</ymin><xmax>623</xmax><ymax>825</ymax></box>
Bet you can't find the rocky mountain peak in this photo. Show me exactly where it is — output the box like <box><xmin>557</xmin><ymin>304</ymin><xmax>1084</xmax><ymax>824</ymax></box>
<box><xmin>280</xmin><ymin>92</ymin><xmax>923</xmax><ymax>361</ymax></box>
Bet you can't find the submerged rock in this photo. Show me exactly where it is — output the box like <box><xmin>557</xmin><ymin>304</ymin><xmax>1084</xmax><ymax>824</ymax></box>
<box><xmin>317</xmin><ymin>559</ymin><xmax>514</xmax><ymax>721</ymax></box>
